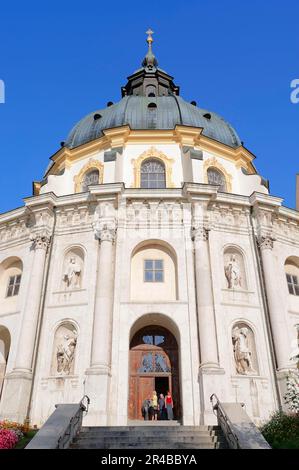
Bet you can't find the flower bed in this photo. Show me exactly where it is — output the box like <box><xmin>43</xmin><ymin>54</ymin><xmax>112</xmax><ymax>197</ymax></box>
<box><xmin>0</xmin><ymin>420</ymin><xmax>36</xmax><ymax>449</ymax></box>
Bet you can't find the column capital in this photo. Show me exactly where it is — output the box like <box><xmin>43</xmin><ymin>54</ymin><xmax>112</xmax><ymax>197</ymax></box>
<box><xmin>191</xmin><ymin>225</ymin><xmax>210</xmax><ymax>242</ymax></box>
<box><xmin>29</xmin><ymin>232</ymin><xmax>51</xmax><ymax>251</ymax></box>
<box><xmin>257</xmin><ymin>234</ymin><xmax>275</xmax><ymax>251</ymax></box>
<box><xmin>93</xmin><ymin>219</ymin><xmax>117</xmax><ymax>243</ymax></box>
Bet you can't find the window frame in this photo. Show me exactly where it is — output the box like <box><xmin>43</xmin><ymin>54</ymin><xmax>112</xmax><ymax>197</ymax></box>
<box><xmin>143</xmin><ymin>259</ymin><xmax>164</xmax><ymax>283</ymax></box>
<box><xmin>140</xmin><ymin>158</ymin><xmax>166</xmax><ymax>189</ymax></box>
<box><xmin>81</xmin><ymin>168</ymin><xmax>100</xmax><ymax>192</ymax></box>
<box><xmin>6</xmin><ymin>274</ymin><xmax>22</xmax><ymax>298</ymax></box>
<box><xmin>207</xmin><ymin>167</ymin><xmax>227</xmax><ymax>192</ymax></box>
<box><xmin>286</xmin><ymin>273</ymin><xmax>299</xmax><ymax>296</ymax></box>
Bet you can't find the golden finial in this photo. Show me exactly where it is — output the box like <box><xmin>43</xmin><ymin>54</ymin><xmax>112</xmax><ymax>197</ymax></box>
<box><xmin>146</xmin><ymin>28</ymin><xmax>154</xmax><ymax>45</ymax></box>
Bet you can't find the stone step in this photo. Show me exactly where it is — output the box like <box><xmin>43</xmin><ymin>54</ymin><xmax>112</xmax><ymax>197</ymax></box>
<box><xmin>74</xmin><ymin>435</ymin><xmax>221</xmax><ymax>444</ymax></box>
<box><xmin>80</xmin><ymin>425</ymin><xmax>221</xmax><ymax>432</ymax></box>
<box><xmin>76</xmin><ymin>430</ymin><xmax>222</xmax><ymax>438</ymax></box>
<box><xmin>71</xmin><ymin>441</ymin><xmax>223</xmax><ymax>449</ymax></box>
<box><xmin>70</xmin><ymin>425</ymin><xmax>228</xmax><ymax>450</ymax></box>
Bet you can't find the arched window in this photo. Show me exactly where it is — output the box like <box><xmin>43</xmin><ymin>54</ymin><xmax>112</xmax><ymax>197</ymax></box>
<box><xmin>0</xmin><ymin>257</ymin><xmax>23</xmax><ymax>300</ymax></box>
<box><xmin>285</xmin><ymin>257</ymin><xmax>299</xmax><ymax>296</ymax></box>
<box><xmin>81</xmin><ymin>169</ymin><xmax>99</xmax><ymax>192</ymax></box>
<box><xmin>141</xmin><ymin>159</ymin><xmax>166</xmax><ymax>189</ymax></box>
<box><xmin>207</xmin><ymin>167</ymin><xmax>227</xmax><ymax>192</ymax></box>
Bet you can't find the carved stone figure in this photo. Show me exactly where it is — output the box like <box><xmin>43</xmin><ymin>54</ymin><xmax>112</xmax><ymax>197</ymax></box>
<box><xmin>63</xmin><ymin>256</ymin><xmax>81</xmax><ymax>289</ymax></box>
<box><xmin>232</xmin><ymin>326</ymin><xmax>256</xmax><ymax>375</ymax></box>
<box><xmin>225</xmin><ymin>255</ymin><xmax>242</xmax><ymax>289</ymax></box>
<box><xmin>56</xmin><ymin>333</ymin><xmax>77</xmax><ymax>375</ymax></box>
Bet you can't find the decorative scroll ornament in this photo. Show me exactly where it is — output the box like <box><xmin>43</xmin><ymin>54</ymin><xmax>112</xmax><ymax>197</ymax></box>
<box><xmin>93</xmin><ymin>219</ymin><xmax>117</xmax><ymax>243</ymax></box>
<box><xmin>257</xmin><ymin>235</ymin><xmax>275</xmax><ymax>251</ymax></box>
<box><xmin>191</xmin><ymin>225</ymin><xmax>210</xmax><ymax>242</ymax></box>
<box><xmin>30</xmin><ymin>232</ymin><xmax>51</xmax><ymax>251</ymax></box>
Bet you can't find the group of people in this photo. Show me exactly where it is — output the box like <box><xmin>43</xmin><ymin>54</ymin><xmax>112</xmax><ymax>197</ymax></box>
<box><xmin>142</xmin><ymin>391</ymin><xmax>174</xmax><ymax>421</ymax></box>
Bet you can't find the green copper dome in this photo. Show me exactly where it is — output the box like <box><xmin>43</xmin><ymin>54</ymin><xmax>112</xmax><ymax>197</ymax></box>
<box><xmin>65</xmin><ymin>32</ymin><xmax>242</xmax><ymax>150</ymax></box>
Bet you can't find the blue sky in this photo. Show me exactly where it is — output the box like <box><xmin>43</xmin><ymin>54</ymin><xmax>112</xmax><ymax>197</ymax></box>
<box><xmin>0</xmin><ymin>0</ymin><xmax>298</xmax><ymax>213</ymax></box>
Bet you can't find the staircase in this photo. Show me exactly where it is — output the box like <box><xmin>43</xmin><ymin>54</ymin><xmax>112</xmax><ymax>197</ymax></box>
<box><xmin>70</xmin><ymin>423</ymin><xmax>228</xmax><ymax>449</ymax></box>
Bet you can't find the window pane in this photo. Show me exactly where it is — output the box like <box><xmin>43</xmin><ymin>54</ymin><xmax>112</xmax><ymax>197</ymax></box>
<box><xmin>155</xmin><ymin>270</ymin><xmax>163</xmax><ymax>282</ymax></box>
<box><xmin>16</xmin><ymin>274</ymin><xmax>22</xmax><ymax>284</ymax></box>
<box><xmin>295</xmin><ymin>285</ymin><xmax>299</xmax><ymax>296</ymax></box>
<box><xmin>286</xmin><ymin>274</ymin><xmax>292</xmax><ymax>283</ymax></box>
<box><xmin>207</xmin><ymin>167</ymin><xmax>226</xmax><ymax>192</ymax></box>
<box><xmin>8</xmin><ymin>276</ymin><xmax>14</xmax><ymax>286</ymax></box>
<box><xmin>140</xmin><ymin>159</ymin><xmax>166</xmax><ymax>189</ymax></box>
<box><xmin>154</xmin><ymin>260</ymin><xmax>163</xmax><ymax>270</ymax></box>
<box><xmin>7</xmin><ymin>285</ymin><xmax>13</xmax><ymax>297</ymax></box>
<box><xmin>287</xmin><ymin>283</ymin><xmax>294</xmax><ymax>294</ymax></box>
<box><xmin>13</xmin><ymin>284</ymin><xmax>20</xmax><ymax>296</ymax></box>
<box><xmin>144</xmin><ymin>270</ymin><xmax>154</xmax><ymax>282</ymax></box>
<box><xmin>145</xmin><ymin>260</ymin><xmax>153</xmax><ymax>270</ymax></box>
<box><xmin>292</xmin><ymin>275</ymin><xmax>298</xmax><ymax>285</ymax></box>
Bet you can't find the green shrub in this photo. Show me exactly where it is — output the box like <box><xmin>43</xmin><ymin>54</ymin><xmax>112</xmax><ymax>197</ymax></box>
<box><xmin>260</xmin><ymin>411</ymin><xmax>299</xmax><ymax>449</ymax></box>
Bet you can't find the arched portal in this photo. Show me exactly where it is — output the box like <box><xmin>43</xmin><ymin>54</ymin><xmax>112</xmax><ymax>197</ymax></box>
<box><xmin>128</xmin><ymin>324</ymin><xmax>181</xmax><ymax>421</ymax></box>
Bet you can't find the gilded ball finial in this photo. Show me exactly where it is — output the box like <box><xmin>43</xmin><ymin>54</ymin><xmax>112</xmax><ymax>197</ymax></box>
<box><xmin>146</xmin><ymin>28</ymin><xmax>154</xmax><ymax>45</ymax></box>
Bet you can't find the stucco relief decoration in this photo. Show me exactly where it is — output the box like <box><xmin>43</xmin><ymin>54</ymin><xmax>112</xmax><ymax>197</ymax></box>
<box><xmin>51</xmin><ymin>323</ymin><xmax>77</xmax><ymax>376</ymax></box>
<box><xmin>232</xmin><ymin>324</ymin><xmax>258</xmax><ymax>375</ymax></box>
<box><xmin>30</xmin><ymin>232</ymin><xmax>51</xmax><ymax>251</ymax></box>
<box><xmin>224</xmin><ymin>250</ymin><xmax>247</xmax><ymax>290</ymax></box>
<box><xmin>203</xmin><ymin>157</ymin><xmax>232</xmax><ymax>192</ymax></box>
<box><xmin>131</xmin><ymin>146</ymin><xmax>175</xmax><ymax>188</ymax></box>
<box><xmin>93</xmin><ymin>202</ymin><xmax>117</xmax><ymax>242</ymax></box>
<box><xmin>191</xmin><ymin>225</ymin><xmax>209</xmax><ymax>242</ymax></box>
<box><xmin>258</xmin><ymin>235</ymin><xmax>275</xmax><ymax>251</ymax></box>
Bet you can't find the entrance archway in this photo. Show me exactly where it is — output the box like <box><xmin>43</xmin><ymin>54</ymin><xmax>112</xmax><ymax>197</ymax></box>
<box><xmin>128</xmin><ymin>324</ymin><xmax>181</xmax><ymax>420</ymax></box>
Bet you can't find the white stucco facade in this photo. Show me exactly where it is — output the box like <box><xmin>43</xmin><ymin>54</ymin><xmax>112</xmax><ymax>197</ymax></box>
<box><xmin>0</xmin><ymin>46</ymin><xmax>298</xmax><ymax>428</ymax></box>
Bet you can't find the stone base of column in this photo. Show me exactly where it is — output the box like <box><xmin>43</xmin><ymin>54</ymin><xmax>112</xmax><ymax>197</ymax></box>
<box><xmin>84</xmin><ymin>366</ymin><xmax>111</xmax><ymax>426</ymax></box>
<box><xmin>198</xmin><ymin>365</ymin><xmax>226</xmax><ymax>425</ymax></box>
<box><xmin>0</xmin><ymin>370</ymin><xmax>33</xmax><ymax>423</ymax></box>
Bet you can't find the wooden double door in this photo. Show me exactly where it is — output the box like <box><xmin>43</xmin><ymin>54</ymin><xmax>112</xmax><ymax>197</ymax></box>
<box><xmin>128</xmin><ymin>326</ymin><xmax>181</xmax><ymax>420</ymax></box>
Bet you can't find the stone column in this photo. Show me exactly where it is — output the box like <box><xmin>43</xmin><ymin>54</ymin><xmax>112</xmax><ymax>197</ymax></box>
<box><xmin>192</xmin><ymin>224</ymin><xmax>224</xmax><ymax>425</ymax></box>
<box><xmin>0</xmin><ymin>234</ymin><xmax>50</xmax><ymax>422</ymax></box>
<box><xmin>192</xmin><ymin>225</ymin><xmax>219</xmax><ymax>368</ymax></box>
<box><xmin>258</xmin><ymin>235</ymin><xmax>291</xmax><ymax>371</ymax></box>
<box><xmin>85</xmin><ymin>221</ymin><xmax>116</xmax><ymax>425</ymax></box>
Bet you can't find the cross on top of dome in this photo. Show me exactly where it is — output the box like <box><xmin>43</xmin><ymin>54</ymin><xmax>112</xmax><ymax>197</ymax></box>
<box><xmin>142</xmin><ymin>28</ymin><xmax>158</xmax><ymax>71</ymax></box>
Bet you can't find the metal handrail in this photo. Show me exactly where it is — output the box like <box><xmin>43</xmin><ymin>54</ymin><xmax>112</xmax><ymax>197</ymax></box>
<box><xmin>57</xmin><ymin>395</ymin><xmax>90</xmax><ymax>449</ymax></box>
<box><xmin>210</xmin><ymin>394</ymin><xmax>243</xmax><ymax>449</ymax></box>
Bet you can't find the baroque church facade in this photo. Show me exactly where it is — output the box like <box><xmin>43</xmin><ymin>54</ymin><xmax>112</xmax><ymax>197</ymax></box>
<box><xmin>0</xmin><ymin>32</ymin><xmax>298</xmax><ymax>427</ymax></box>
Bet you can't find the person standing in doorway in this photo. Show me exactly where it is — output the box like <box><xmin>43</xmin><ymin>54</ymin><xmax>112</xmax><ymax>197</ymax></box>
<box><xmin>158</xmin><ymin>393</ymin><xmax>165</xmax><ymax>420</ymax></box>
<box><xmin>152</xmin><ymin>391</ymin><xmax>158</xmax><ymax>421</ymax></box>
<box><xmin>165</xmin><ymin>390</ymin><xmax>174</xmax><ymax>420</ymax></box>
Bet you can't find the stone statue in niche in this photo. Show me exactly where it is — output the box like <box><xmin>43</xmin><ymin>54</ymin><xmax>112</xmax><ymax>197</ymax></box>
<box><xmin>63</xmin><ymin>256</ymin><xmax>81</xmax><ymax>289</ymax></box>
<box><xmin>56</xmin><ymin>332</ymin><xmax>77</xmax><ymax>375</ymax></box>
<box><xmin>225</xmin><ymin>254</ymin><xmax>242</xmax><ymax>289</ymax></box>
<box><xmin>232</xmin><ymin>326</ymin><xmax>256</xmax><ymax>375</ymax></box>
